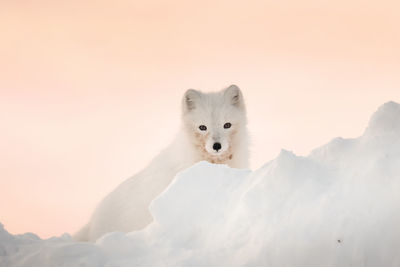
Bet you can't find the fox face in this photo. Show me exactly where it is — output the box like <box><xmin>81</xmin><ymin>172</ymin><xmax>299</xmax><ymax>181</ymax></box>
<box><xmin>182</xmin><ymin>85</ymin><xmax>247</xmax><ymax>164</ymax></box>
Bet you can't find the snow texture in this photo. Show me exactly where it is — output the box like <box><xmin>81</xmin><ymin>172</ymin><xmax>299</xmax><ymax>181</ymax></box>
<box><xmin>1</xmin><ymin>101</ymin><xmax>400</xmax><ymax>267</ymax></box>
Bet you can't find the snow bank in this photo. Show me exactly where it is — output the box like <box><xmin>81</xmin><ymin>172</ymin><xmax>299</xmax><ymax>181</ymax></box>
<box><xmin>1</xmin><ymin>102</ymin><xmax>400</xmax><ymax>267</ymax></box>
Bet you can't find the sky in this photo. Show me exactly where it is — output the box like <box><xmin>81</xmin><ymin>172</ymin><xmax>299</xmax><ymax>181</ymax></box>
<box><xmin>0</xmin><ymin>0</ymin><xmax>399</xmax><ymax>238</ymax></box>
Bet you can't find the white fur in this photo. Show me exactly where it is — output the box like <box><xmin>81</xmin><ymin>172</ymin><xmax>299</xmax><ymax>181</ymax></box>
<box><xmin>73</xmin><ymin>85</ymin><xmax>249</xmax><ymax>241</ymax></box>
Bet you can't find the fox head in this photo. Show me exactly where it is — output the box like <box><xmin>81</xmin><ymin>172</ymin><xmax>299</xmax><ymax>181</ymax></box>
<box><xmin>182</xmin><ymin>85</ymin><xmax>248</xmax><ymax>165</ymax></box>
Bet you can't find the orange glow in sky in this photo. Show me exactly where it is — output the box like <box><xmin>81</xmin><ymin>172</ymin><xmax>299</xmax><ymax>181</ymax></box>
<box><xmin>1</xmin><ymin>0</ymin><xmax>399</xmax><ymax>238</ymax></box>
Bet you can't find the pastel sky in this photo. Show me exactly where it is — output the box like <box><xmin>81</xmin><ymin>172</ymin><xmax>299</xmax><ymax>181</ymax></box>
<box><xmin>1</xmin><ymin>0</ymin><xmax>399</xmax><ymax>238</ymax></box>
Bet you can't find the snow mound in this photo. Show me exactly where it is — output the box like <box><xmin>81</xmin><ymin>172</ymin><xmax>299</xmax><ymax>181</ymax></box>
<box><xmin>1</xmin><ymin>102</ymin><xmax>400</xmax><ymax>267</ymax></box>
<box><xmin>364</xmin><ymin>101</ymin><xmax>400</xmax><ymax>137</ymax></box>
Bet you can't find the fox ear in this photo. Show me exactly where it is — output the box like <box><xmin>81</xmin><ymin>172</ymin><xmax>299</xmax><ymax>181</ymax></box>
<box><xmin>224</xmin><ymin>84</ymin><xmax>243</xmax><ymax>108</ymax></box>
<box><xmin>183</xmin><ymin>89</ymin><xmax>201</xmax><ymax>113</ymax></box>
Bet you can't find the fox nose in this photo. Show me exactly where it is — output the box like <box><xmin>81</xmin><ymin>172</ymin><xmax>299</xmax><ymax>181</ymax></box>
<box><xmin>213</xmin><ymin>142</ymin><xmax>222</xmax><ymax>152</ymax></box>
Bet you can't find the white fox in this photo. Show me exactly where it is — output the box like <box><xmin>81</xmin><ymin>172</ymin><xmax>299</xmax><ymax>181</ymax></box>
<box><xmin>74</xmin><ymin>85</ymin><xmax>249</xmax><ymax>241</ymax></box>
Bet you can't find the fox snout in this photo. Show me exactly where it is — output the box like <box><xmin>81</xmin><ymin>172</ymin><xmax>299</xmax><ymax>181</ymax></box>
<box><xmin>213</xmin><ymin>142</ymin><xmax>222</xmax><ymax>152</ymax></box>
<box><xmin>206</xmin><ymin>137</ymin><xmax>229</xmax><ymax>155</ymax></box>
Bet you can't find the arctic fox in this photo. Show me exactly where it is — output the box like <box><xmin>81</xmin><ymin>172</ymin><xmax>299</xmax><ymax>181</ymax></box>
<box><xmin>74</xmin><ymin>85</ymin><xmax>249</xmax><ymax>241</ymax></box>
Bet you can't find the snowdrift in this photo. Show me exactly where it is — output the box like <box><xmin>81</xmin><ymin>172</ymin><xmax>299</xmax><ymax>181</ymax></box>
<box><xmin>1</xmin><ymin>101</ymin><xmax>400</xmax><ymax>267</ymax></box>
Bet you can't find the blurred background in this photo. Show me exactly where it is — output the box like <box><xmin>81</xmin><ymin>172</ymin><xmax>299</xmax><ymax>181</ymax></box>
<box><xmin>1</xmin><ymin>0</ymin><xmax>399</xmax><ymax>238</ymax></box>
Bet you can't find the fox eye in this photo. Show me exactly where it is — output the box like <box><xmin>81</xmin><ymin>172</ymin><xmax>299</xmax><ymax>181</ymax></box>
<box><xmin>199</xmin><ymin>125</ymin><xmax>207</xmax><ymax>131</ymax></box>
<box><xmin>223</xmin><ymin>122</ymin><xmax>232</xmax><ymax>129</ymax></box>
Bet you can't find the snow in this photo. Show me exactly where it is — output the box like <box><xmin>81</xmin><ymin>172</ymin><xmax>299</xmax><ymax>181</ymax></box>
<box><xmin>1</xmin><ymin>101</ymin><xmax>400</xmax><ymax>267</ymax></box>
